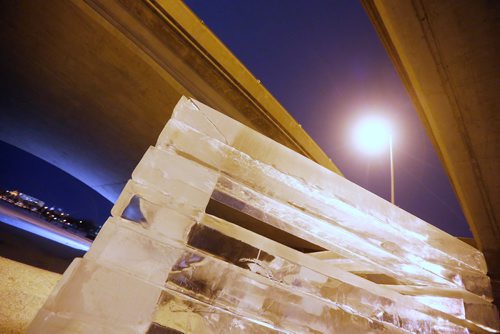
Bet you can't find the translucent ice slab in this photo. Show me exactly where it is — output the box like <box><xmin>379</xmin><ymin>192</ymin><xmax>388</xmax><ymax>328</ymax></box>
<box><xmin>109</xmin><ymin>182</ymin><xmax>487</xmax><ymax>332</ymax></box>
<box><xmin>159</xmin><ymin>96</ymin><xmax>485</xmax><ymax>274</ymax></box>
<box><xmin>28</xmin><ymin>258</ymin><xmax>289</xmax><ymax>334</ymax></box>
<box><xmin>155</xmin><ymin>117</ymin><xmax>490</xmax><ymax>299</ymax></box>
<box><xmin>87</xmin><ymin>218</ymin><xmax>447</xmax><ymax>333</ymax></box>
<box><xmin>29</xmin><ymin>96</ymin><xmax>498</xmax><ymax>334</ymax></box>
<box><xmin>386</xmin><ymin>285</ymin><xmax>499</xmax><ymax>331</ymax></box>
<box><xmin>28</xmin><ymin>258</ymin><xmax>160</xmax><ymax>334</ymax></box>
<box><xmin>150</xmin><ymin>289</ymin><xmax>289</xmax><ymax>334</ymax></box>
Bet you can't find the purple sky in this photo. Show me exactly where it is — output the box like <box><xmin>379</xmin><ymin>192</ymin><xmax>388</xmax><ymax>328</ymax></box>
<box><xmin>185</xmin><ymin>0</ymin><xmax>471</xmax><ymax>236</ymax></box>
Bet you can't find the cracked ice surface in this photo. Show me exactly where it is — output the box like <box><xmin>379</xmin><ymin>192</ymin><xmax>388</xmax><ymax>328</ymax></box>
<box><xmin>155</xmin><ymin>118</ymin><xmax>492</xmax><ymax>299</ymax></box>
<box><xmin>29</xmin><ymin>96</ymin><xmax>499</xmax><ymax>333</ymax></box>
<box><xmin>109</xmin><ymin>181</ymin><xmax>483</xmax><ymax>333</ymax></box>
<box><xmin>160</xmin><ymin>98</ymin><xmax>486</xmax><ymax>274</ymax></box>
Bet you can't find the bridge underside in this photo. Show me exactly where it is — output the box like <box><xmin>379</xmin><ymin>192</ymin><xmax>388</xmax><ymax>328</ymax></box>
<box><xmin>1</xmin><ymin>0</ymin><xmax>498</xmax><ymax>307</ymax></box>
<box><xmin>0</xmin><ymin>0</ymin><xmax>338</xmax><ymax>204</ymax></box>
<box><xmin>363</xmin><ymin>0</ymin><xmax>499</xmax><ymax>306</ymax></box>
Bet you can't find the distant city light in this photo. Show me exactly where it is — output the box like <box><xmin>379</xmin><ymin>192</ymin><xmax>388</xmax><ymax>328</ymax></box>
<box><xmin>0</xmin><ymin>214</ymin><xmax>90</xmax><ymax>251</ymax></box>
<box><xmin>0</xmin><ymin>189</ymin><xmax>100</xmax><ymax>247</ymax></box>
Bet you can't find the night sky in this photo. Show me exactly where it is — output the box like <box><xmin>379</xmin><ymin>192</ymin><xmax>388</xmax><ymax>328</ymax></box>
<box><xmin>0</xmin><ymin>1</ymin><xmax>471</xmax><ymax>237</ymax></box>
<box><xmin>184</xmin><ymin>0</ymin><xmax>470</xmax><ymax>237</ymax></box>
<box><xmin>0</xmin><ymin>140</ymin><xmax>111</xmax><ymax>225</ymax></box>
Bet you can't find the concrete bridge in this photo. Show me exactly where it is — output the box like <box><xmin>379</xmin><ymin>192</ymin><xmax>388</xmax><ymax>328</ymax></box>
<box><xmin>1</xmin><ymin>0</ymin><xmax>498</xmax><ymax>306</ymax></box>
<box><xmin>0</xmin><ymin>0</ymin><xmax>339</xmax><ymax>204</ymax></box>
<box><xmin>363</xmin><ymin>0</ymin><xmax>499</xmax><ymax>306</ymax></box>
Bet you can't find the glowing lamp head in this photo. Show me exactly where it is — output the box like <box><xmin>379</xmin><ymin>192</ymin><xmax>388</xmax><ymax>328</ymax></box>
<box><xmin>353</xmin><ymin>117</ymin><xmax>392</xmax><ymax>155</ymax></box>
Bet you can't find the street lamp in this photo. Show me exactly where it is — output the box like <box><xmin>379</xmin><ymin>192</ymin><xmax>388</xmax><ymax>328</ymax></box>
<box><xmin>353</xmin><ymin>116</ymin><xmax>395</xmax><ymax>204</ymax></box>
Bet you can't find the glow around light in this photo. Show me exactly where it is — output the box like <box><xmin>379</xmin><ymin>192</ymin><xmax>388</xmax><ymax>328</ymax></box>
<box><xmin>353</xmin><ymin>116</ymin><xmax>392</xmax><ymax>155</ymax></box>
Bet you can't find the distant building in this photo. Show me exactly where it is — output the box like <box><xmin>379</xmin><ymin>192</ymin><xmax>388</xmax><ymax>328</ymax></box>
<box><xmin>0</xmin><ymin>189</ymin><xmax>100</xmax><ymax>240</ymax></box>
<box><xmin>18</xmin><ymin>192</ymin><xmax>45</xmax><ymax>210</ymax></box>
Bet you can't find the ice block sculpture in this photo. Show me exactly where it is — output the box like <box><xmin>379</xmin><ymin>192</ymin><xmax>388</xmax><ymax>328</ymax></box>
<box><xmin>29</xmin><ymin>97</ymin><xmax>499</xmax><ymax>333</ymax></box>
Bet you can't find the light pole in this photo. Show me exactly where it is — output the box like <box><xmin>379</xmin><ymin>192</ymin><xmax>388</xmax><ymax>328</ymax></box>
<box><xmin>389</xmin><ymin>134</ymin><xmax>394</xmax><ymax>204</ymax></box>
<box><xmin>353</xmin><ymin>116</ymin><xmax>395</xmax><ymax>204</ymax></box>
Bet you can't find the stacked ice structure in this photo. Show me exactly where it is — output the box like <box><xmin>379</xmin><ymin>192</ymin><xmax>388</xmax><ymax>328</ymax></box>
<box><xmin>29</xmin><ymin>97</ymin><xmax>499</xmax><ymax>333</ymax></box>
